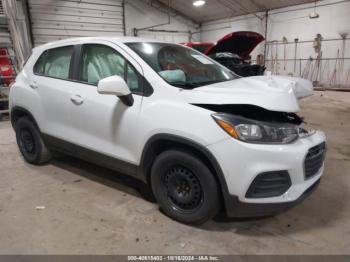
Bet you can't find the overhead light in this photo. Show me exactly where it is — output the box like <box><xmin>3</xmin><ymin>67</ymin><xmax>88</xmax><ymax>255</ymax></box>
<box><xmin>309</xmin><ymin>0</ymin><xmax>319</xmax><ymax>19</ymax></box>
<box><xmin>193</xmin><ymin>0</ymin><xmax>206</xmax><ymax>7</ymax></box>
<box><xmin>309</xmin><ymin>12</ymin><xmax>319</xmax><ymax>19</ymax></box>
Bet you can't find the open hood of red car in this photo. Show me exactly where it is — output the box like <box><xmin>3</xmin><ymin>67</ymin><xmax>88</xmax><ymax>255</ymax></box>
<box><xmin>204</xmin><ymin>31</ymin><xmax>264</xmax><ymax>59</ymax></box>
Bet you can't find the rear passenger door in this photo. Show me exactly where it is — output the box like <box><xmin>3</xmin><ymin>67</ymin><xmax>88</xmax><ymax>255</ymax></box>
<box><xmin>67</xmin><ymin>43</ymin><xmax>144</xmax><ymax>165</ymax></box>
<box><xmin>32</xmin><ymin>45</ymin><xmax>74</xmax><ymax>140</ymax></box>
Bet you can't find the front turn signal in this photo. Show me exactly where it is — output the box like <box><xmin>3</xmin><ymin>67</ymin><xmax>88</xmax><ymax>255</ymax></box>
<box><xmin>216</xmin><ymin>119</ymin><xmax>239</xmax><ymax>139</ymax></box>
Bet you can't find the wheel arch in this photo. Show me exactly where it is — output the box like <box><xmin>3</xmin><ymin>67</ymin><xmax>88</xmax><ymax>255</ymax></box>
<box><xmin>11</xmin><ymin>106</ymin><xmax>39</xmax><ymax>130</ymax></box>
<box><xmin>138</xmin><ymin>134</ymin><xmax>231</xmax><ymax>211</ymax></box>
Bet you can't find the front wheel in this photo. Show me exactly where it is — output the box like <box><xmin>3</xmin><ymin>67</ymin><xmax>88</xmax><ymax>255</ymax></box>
<box><xmin>151</xmin><ymin>150</ymin><xmax>221</xmax><ymax>225</ymax></box>
<box><xmin>15</xmin><ymin>117</ymin><xmax>52</xmax><ymax>165</ymax></box>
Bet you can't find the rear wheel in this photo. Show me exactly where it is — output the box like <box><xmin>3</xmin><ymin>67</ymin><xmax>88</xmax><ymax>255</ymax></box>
<box><xmin>15</xmin><ymin>117</ymin><xmax>51</xmax><ymax>164</ymax></box>
<box><xmin>151</xmin><ymin>150</ymin><xmax>221</xmax><ymax>224</ymax></box>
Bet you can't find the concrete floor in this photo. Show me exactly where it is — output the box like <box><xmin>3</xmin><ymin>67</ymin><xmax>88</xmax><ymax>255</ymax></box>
<box><xmin>0</xmin><ymin>91</ymin><xmax>350</xmax><ymax>255</ymax></box>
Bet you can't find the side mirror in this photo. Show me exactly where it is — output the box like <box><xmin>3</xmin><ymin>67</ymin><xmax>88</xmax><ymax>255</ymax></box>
<box><xmin>97</xmin><ymin>75</ymin><xmax>134</xmax><ymax>106</ymax></box>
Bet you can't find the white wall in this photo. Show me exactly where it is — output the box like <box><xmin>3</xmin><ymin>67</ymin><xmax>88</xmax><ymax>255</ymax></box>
<box><xmin>125</xmin><ymin>0</ymin><xmax>199</xmax><ymax>43</ymax></box>
<box><xmin>200</xmin><ymin>0</ymin><xmax>350</xmax><ymax>87</ymax></box>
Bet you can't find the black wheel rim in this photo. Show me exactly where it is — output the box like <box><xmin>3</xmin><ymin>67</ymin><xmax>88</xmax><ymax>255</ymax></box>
<box><xmin>163</xmin><ymin>166</ymin><xmax>203</xmax><ymax>213</ymax></box>
<box><xmin>19</xmin><ymin>128</ymin><xmax>35</xmax><ymax>155</ymax></box>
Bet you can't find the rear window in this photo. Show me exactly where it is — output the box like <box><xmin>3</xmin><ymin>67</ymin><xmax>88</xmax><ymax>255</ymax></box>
<box><xmin>34</xmin><ymin>46</ymin><xmax>74</xmax><ymax>80</ymax></box>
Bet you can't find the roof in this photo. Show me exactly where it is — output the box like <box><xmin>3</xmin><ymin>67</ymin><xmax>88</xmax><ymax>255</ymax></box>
<box><xmin>32</xmin><ymin>36</ymin><xmax>171</xmax><ymax>51</ymax></box>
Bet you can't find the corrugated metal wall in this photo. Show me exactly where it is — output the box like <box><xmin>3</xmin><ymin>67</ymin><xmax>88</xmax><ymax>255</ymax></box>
<box><xmin>0</xmin><ymin>0</ymin><xmax>10</xmax><ymax>47</ymax></box>
<box><xmin>28</xmin><ymin>0</ymin><xmax>124</xmax><ymax>46</ymax></box>
<box><xmin>0</xmin><ymin>0</ymin><xmax>4</xmax><ymax>15</ymax></box>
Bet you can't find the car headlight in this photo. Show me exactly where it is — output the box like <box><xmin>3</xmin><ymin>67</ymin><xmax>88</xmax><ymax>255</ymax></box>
<box><xmin>212</xmin><ymin>113</ymin><xmax>302</xmax><ymax>144</ymax></box>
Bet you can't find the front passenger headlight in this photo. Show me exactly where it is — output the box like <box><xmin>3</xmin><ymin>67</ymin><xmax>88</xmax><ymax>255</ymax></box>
<box><xmin>212</xmin><ymin>113</ymin><xmax>300</xmax><ymax>144</ymax></box>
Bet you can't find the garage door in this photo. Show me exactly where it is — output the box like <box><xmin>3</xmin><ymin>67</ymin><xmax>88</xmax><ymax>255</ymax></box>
<box><xmin>28</xmin><ymin>0</ymin><xmax>124</xmax><ymax>46</ymax></box>
<box><xmin>0</xmin><ymin>27</ymin><xmax>11</xmax><ymax>48</ymax></box>
<box><xmin>0</xmin><ymin>1</ymin><xmax>11</xmax><ymax>47</ymax></box>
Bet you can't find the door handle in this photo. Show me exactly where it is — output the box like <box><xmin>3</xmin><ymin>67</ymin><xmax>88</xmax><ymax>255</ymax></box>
<box><xmin>70</xmin><ymin>94</ymin><xmax>84</xmax><ymax>105</ymax></box>
<box><xmin>30</xmin><ymin>81</ymin><xmax>38</xmax><ymax>89</ymax></box>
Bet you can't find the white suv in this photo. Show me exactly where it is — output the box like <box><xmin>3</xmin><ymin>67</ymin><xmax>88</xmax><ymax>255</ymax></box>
<box><xmin>9</xmin><ymin>37</ymin><xmax>326</xmax><ymax>224</ymax></box>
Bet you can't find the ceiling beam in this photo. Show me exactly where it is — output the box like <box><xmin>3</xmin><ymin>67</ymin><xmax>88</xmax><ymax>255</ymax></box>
<box><xmin>216</xmin><ymin>0</ymin><xmax>264</xmax><ymax>20</ymax></box>
<box><xmin>230</xmin><ymin>0</ymin><xmax>264</xmax><ymax>20</ymax></box>
<box><xmin>248</xmin><ymin>0</ymin><xmax>267</xmax><ymax>11</ymax></box>
<box><xmin>217</xmin><ymin>0</ymin><xmax>239</xmax><ymax>17</ymax></box>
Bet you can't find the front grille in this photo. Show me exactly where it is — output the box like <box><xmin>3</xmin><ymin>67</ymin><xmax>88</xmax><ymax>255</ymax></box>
<box><xmin>304</xmin><ymin>142</ymin><xmax>326</xmax><ymax>179</ymax></box>
<box><xmin>246</xmin><ymin>171</ymin><xmax>291</xmax><ymax>198</ymax></box>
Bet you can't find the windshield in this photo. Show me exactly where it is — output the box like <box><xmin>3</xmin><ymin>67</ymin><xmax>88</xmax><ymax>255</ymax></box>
<box><xmin>126</xmin><ymin>42</ymin><xmax>237</xmax><ymax>89</ymax></box>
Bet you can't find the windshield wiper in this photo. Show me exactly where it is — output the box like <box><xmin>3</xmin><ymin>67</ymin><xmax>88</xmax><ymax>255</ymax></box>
<box><xmin>189</xmin><ymin>79</ymin><xmax>230</xmax><ymax>87</ymax></box>
<box><xmin>172</xmin><ymin>82</ymin><xmax>202</xmax><ymax>89</ymax></box>
<box><xmin>173</xmin><ymin>79</ymin><xmax>231</xmax><ymax>89</ymax></box>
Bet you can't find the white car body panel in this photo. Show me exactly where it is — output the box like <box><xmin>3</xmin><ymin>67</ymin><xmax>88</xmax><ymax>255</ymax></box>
<box><xmin>265</xmin><ymin>75</ymin><xmax>314</xmax><ymax>99</ymax></box>
<box><xmin>180</xmin><ymin>75</ymin><xmax>313</xmax><ymax>113</ymax></box>
<box><xmin>66</xmin><ymin>81</ymin><xmax>143</xmax><ymax>164</ymax></box>
<box><xmin>9</xmin><ymin>36</ymin><xmax>326</xmax><ymax>214</ymax></box>
<box><xmin>179</xmin><ymin>77</ymin><xmax>300</xmax><ymax>112</ymax></box>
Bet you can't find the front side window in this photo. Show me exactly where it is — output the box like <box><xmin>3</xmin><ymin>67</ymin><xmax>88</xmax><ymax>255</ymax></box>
<box><xmin>80</xmin><ymin>44</ymin><xmax>140</xmax><ymax>92</ymax></box>
<box><xmin>34</xmin><ymin>45</ymin><xmax>74</xmax><ymax>79</ymax></box>
<box><xmin>126</xmin><ymin>42</ymin><xmax>237</xmax><ymax>89</ymax></box>
<box><xmin>126</xmin><ymin>63</ymin><xmax>139</xmax><ymax>91</ymax></box>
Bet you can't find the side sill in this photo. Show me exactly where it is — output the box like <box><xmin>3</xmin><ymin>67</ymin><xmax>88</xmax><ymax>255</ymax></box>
<box><xmin>42</xmin><ymin>134</ymin><xmax>138</xmax><ymax>178</ymax></box>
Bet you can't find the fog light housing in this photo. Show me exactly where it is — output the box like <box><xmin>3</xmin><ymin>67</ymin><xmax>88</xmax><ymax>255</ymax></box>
<box><xmin>246</xmin><ymin>171</ymin><xmax>292</xmax><ymax>198</ymax></box>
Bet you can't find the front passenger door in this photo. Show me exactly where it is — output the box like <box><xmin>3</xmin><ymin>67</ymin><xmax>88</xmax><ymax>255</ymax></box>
<box><xmin>68</xmin><ymin>43</ymin><xmax>143</xmax><ymax>166</ymax></box>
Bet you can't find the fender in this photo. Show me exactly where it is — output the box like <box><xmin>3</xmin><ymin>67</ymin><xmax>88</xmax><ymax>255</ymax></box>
<box><xmin>138</xmin><ymin>133</ymin><xmax>233</xmax><ymax>211</ymax></box>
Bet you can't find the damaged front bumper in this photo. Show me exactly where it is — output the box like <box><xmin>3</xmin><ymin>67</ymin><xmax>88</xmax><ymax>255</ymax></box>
<box><xmin>223</xmin><ymin>178</ymin><xmax>321</xmax><ymax>217</ymax></box>
<box><xmin>207</xmin><ymin>130</ymin><xmax>326</xmax><ymax>217</ymax></box>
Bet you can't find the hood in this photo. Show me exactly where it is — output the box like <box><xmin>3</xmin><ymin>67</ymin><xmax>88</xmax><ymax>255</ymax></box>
<box><xmin>180</xmin><ymin>76</ymin><xmax>313</xmax><ymax>113</ymax></box>
<box><xmin>266</xmin><ymin>75</ymin><xmax>313</xmax><ymax>99</ymax></box>
<box><xmin>204</xmin><ymin>31</ymin><xmax>264</xmax><ymax>59</ymax></box>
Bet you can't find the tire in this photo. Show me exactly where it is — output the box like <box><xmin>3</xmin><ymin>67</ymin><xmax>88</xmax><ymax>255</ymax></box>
<box><xmin>151</xmin><ymin>150</ymin><xmax>221</xmax><ymax>225</ymax></box>
<box><xmin>15</xmin><ymin>117</ymin><xmax>51</xmax><ymax>165</ymax></box>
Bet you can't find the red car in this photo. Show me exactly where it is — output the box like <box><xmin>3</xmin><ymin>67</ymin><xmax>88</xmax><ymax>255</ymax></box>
<box><xmin>0</xmin><ymin>48</ymin><xmax>15</xmax><ymax>112</ymax></box>
<box><xmin>181</xmin><ymin>42</ymin><xmax>214</xmax><ymax>54</ymax></box>
<box><xmin>0</xmin><ymin>48</ymin><xmax>15</xmax><ymax>87</ymax></box>
<box><xmin>181</xmin><ymin>31</ymin><xmax>265</xmax><ymax>77</ymax></box>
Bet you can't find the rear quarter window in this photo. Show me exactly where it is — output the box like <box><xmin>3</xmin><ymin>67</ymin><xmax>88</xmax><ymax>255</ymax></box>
<box><xmin>33</xmin><ymin>45</ymin><xmax>74</xmax><ymax>80</ymax></box>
